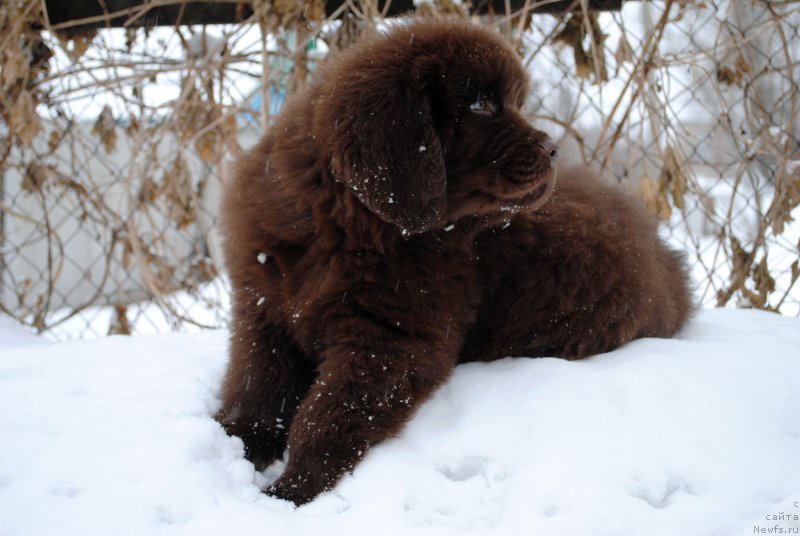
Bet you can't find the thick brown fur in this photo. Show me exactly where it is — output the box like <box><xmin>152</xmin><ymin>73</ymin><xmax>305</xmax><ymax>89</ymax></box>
<box><xmin>216</xmin><ymin>18</ymin><xmax>693</xmax><ymax>505</ymax></box>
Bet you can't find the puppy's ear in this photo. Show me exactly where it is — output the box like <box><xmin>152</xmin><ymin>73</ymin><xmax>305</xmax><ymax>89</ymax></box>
<box><xmin>321</xmin><ymin>76</ymin><xmax>446</xmax><ymax>235</ymax></box>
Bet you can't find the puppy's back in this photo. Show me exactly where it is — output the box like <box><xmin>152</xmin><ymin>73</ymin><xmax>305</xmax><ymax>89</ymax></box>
<box><xmin>466</xmin><ymin>166</ymin><xmax>693</xmax><ymax>361</ymax></box>
<box><xmin>539</xmin><ymin>167</ymin><xmax>693</xmax><ymax>340</ymax></box>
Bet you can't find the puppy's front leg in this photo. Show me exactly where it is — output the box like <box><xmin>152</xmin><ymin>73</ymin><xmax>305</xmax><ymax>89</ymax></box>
<box><xmin>267</xmin><ymin>329</ymin><xmax>455</xmax><ymax>505</ymax></box>
<box><xmin>216</xmin><ymin>321</ymin><xmax>316</xmax><ymax>470</ymax></box>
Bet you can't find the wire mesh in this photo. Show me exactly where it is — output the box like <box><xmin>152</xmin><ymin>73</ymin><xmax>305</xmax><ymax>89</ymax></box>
<box><xmin>1</xmin><ymin>0</ymin><xmax>798</xmax><ymax>339</ymax></box>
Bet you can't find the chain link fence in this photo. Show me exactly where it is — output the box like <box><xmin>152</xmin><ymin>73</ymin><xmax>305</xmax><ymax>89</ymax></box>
<box><xmin>1</xmin><ymin>0</ymin><xmax>798</xmax><ymax>339</ymax></box>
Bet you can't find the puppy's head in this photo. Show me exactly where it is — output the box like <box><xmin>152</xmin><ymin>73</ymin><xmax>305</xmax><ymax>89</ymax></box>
<box><xmin>314</xmin><ymin>18</ymin><xmax>557</xmax><ymax>235</ymax></box>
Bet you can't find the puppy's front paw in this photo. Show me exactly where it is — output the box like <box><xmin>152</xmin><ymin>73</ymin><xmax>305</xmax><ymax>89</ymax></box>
<box><xmin>215</xmin><ymin>408</ymin><xmax>285</xmax><ymax>471</ymax></box>
<box><xmin>265</xmin><ymin>473</ymin><xmax>319</xmax><ymax>506</ymax></box>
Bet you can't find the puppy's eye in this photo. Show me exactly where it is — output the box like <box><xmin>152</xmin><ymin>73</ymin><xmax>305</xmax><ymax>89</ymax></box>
<box><xmin>469</xmin><ymin>95</ymin><xmax>496</xmax><ymax>115</ymax></box>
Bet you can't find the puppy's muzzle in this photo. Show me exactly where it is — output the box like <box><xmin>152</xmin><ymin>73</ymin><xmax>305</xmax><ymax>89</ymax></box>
<box><xmin>506</xmin><ymin>136</ymin><xmax>559</xmax><ymax>184</ymax></box>
<box><xmin>540</xmin><ymin>137</ymin><xmax>559</xmax><ymax>168</ymax></box>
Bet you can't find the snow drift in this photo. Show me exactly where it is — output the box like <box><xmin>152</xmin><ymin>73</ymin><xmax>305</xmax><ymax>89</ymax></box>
<box><xmin>0</xmin><ymin>308</ymin><xmax>799</xmax><ymax>535</ymax></box>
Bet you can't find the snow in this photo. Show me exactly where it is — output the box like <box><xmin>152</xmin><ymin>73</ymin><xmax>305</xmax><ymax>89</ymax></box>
<box><xmin>184</xmin><ymin>32</ymin><xmax>226</xmax><ymax>61</ymax></box>
<box><xmin>0</xmin><ymin>317</ymin><xmax>43</xmax><ymax>350</ymax></box>
<box><xmin>1</xmin><ymin>308</ymin><xmax>799</xmax><ymax>536</ymax></box>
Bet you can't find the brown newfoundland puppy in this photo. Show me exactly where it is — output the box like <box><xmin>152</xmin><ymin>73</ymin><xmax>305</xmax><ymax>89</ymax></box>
<box><xmin>216</xmin><ymin>18</ymin><xmax>692</xmax><ymax>505</ymax></box>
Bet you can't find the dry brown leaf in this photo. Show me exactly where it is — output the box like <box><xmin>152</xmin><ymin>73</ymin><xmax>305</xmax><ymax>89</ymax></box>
<box><xmin>108</xmin><ymin>304</ymin><xmax>132</xmax><ymax>335</ymax></box>
<box><xmin>54</xmin><ymin>29</ymin><xmax>98</xmax><ymax>61</ymax></box>
<box><xmin>614</xmin><ymin>34</ymin><xmax>634</xmax><ymax>68</ymax></box>
<box><xmin>554</xmin><ymin>15</ymin><xmax>582</xmax><ymax>48</ymax></box>
<box><xmin>574</xmin><ymin>48</ymin><xmax>592</xmax><ymax>80</ymax></box>
<box><xmin>636</xmin><ymin>173</ymin><xmax>659</xmax><ymax>216</ymax></box>
<box><xmin>21</xmin><ymin>163</ymin><xmax>50</xmax><ymax>194</ymax></box>
<box><xmin>305</xmin><ymin>0</ymin><xmax>326</xmax><ymax>21</ymax></box>
<box><xmin>637</xmin><ymin>173</ymin><xmax>672</xmax><ymax>220</ymax></box>
<box><xmin>659</xmin><ymin>145</ymin><xmax>687</xmax><ymax>210</ymax></box>
<box><xmin>717</xmin><ymin>53</ymin><xmax>751</xmax><ymax>87</ymax></box>
<box><xmin>189</xmin><ymin>256</ymin><xmax>217</xmax><ymax>285</ymax></box>
<box><xmin>735</xmin><ymin>53</ymin><xmax>751</xmax><ymax>76</ymax></box>
<box><xmin>54</xmin><ymin>175</ymin><xmax>89</xmax><ymax>198</ymax></box>
<box><xmin>730</xmin><ymin>237</ymin><xmax>751</xmax><ymax>281</ymax></box>
<box><xmin>29</xmin><ymin>37</ymin><xmax>52</xmax><ymax>76</ymax></box>
<box><xmin>31</xmin><ymin>301</ymin><xmax>46</xmax><ymax>332</ymax></box>
<box><xmin>146</xmin><ymin>251</ymin><xmax>177</xmax><ymax>294</ymax></box>
<box><xmin>48</xmin><ymin>130</ymin><xmax>61</xmax><ymax>151</ymax></box>
<box><xmin>586</xmin><ymin>13</ymin><xmax>608</xmax><ymax>83</ymax></box>
<box><xmin>331</xmin><ymin>13</ymin><xmax>363</xmax><ymax>52</ymax></box>
<box><xmin>10</xmin><ymin>90</ymin><xmax>42</xmax><ymax>146</ymax></box>
<box><xmin>163</xmin><ymin>155</ymin><xmax>196</xmax><ymax>229</ymax></box>
<box><xmin>716</xmin><ymin>55</ymin><xmax>750</xmax><ymax>87</ymax></box>
<box><xmin>125</xmin><ymin>113</ymin><xmax>141</xmax><ymax>137</ymax></box>
<box><xmin>120</xmin><ymin>234</ymin><xmax>133</xmax><ymax>270</ymax></box>
<box><xmin>553</xmin><ymin>13</ymin><xmax>608</xmax><ymax>84</ymax></box>
<box><xmin>222</xmin><ymin>113</ymin><xmax>241</xmax><ymax>155</ymax></box>
<box><xmin>716</xmin><ymin>64</ymin><xmax>739</xmax><ymax>85</ymax></box>
<box><xmin>752</xmin><ymin>256</ymin><xmax>775</xmax><ymax>300</ymax></box>
<box><xmin>765</xmin><ymin>170</ymin><xmax>800</xmax><ymax>235</ymax></box>
<box><xmin>92</xmin><ymin>105</ymin><xmax>117</xmax><ymax>153</ymax></box>
<box><xmin>138</xmin><ymin>175</ymin><xmax>159</xmax><ymax>207</ymax></box>
<box><xmin>1</xmin><ymin>44</ymin><xmax>28</xmax><ymax>89</ymax></box>
<box><xmin>272</xmin><ymin>0</ymin><xmax>305</xmax><ymax>27</ymax></box>
<box><xmin>195</xmin><ymin>129</ymin><xmax>221</xmax><ymax>163</ymax></box>
<box><xmin>125</xmin><ymin>28</ymin><xmax>138</xmax><ymax>51</ymax></box>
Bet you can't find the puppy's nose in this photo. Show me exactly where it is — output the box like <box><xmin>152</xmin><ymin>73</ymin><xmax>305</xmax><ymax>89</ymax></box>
<box><xmin>540</xmin><ymin>137</ymin><xmax>559</xmax><ymax>166</ymax></box>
